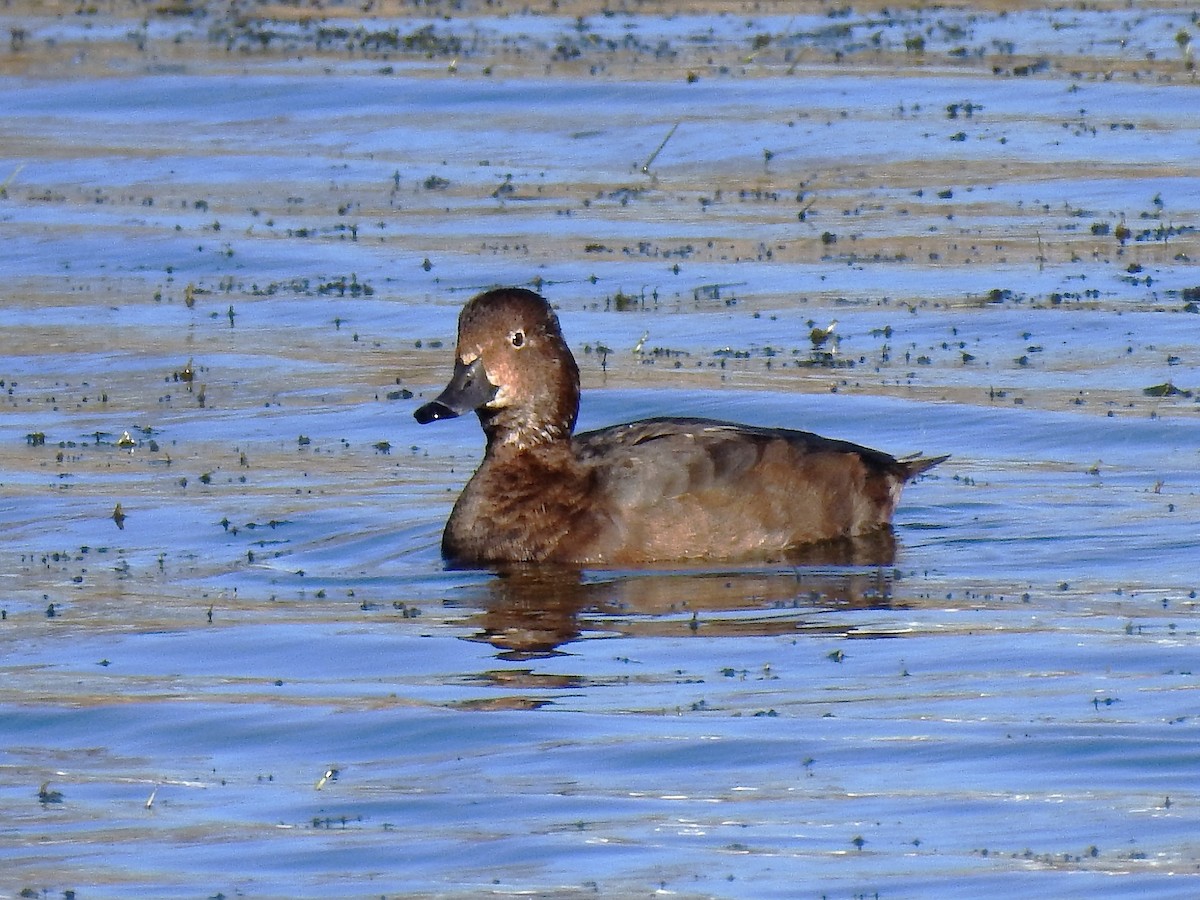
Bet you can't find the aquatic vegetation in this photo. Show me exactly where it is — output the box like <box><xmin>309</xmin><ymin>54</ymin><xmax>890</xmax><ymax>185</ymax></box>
<box><xmin>2</xmin><ymin>1</ymin><xmax>1199</xmax><ymax>897</ymax></box>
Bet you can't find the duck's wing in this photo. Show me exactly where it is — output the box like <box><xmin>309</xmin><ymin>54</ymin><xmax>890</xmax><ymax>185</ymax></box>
<box><xmin>574</xmin><ymin>417</ymin><xmax>772</xmax><ymax>504</ymax></box>
<box><xmin>574</xmin><ymin>416</ymin><xmax>937</xmax><ymax>482</ymax></box>
<box><xmin>570</xmin><ymin>417</ymin><xmax>943</xmax><ymax>559</ymax></box>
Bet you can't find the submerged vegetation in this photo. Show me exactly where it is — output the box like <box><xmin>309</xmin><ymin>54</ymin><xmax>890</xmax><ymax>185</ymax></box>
<box><xmin>2</xmin><ymin>3</ymin><xmax>1199</xmax><ymax>897</ymax></box>
<box><xmin>4</xmin><ymin>1</ymin><xmax>1199</xmax><ymax>84</ymax></box>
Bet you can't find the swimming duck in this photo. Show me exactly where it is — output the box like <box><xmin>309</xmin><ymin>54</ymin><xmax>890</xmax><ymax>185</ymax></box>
<box><xmin>414</xmin><ymin>288</ymin><xmax>945</xmax><ymax>566</ymax></box>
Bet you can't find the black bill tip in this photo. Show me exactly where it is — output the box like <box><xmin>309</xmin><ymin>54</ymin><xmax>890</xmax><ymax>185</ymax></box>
<box><xmin>413</xmin><ymin>400</ymin><xmax>459</xmax><ymax>425</ymax></box>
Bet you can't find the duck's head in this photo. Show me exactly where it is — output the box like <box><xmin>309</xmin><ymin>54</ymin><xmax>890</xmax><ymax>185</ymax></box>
<box><xmin>414</xmin><ymin>288</ymin><xmax>580</xmax><ymax>449</ymax></box>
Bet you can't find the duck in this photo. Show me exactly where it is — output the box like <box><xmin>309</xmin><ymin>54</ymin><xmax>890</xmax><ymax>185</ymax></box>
<box><xmin>414</xmin><ymin>288</ymin><xmax>946</xmax><ymax>567</ymax></box>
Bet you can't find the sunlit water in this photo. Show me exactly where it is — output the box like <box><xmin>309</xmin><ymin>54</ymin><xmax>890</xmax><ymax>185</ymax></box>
<box><xmin>2</xmin><ymin>2</ymin><xmax>1199</xmax><ymax>898</ymax></box>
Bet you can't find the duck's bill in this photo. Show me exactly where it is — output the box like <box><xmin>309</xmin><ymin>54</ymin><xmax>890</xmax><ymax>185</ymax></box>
<box><xmin>414</xmin><ymin>357</ymin><xmax>498</xmax><ymax>424</ymax></box>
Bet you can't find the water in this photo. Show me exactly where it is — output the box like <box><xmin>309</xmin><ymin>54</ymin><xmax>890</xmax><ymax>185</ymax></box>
<box><xmin>2</xmin><ymin>2</ymin><xmax>1199</xmax><ymax>897</ymax></box>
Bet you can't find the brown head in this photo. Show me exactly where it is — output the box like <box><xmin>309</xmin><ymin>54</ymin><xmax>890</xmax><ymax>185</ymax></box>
<box><xmin>414</xmin><ymin>288</ymin><xmax>581</xmax><ymax>450</ymax></box>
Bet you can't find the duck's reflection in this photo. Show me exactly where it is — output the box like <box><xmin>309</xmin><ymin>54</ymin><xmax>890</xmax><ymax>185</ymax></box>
<box><xmin>460</xmin><ymin>530</ymin><xmax>903</xmax><ymax>659</ymax></box>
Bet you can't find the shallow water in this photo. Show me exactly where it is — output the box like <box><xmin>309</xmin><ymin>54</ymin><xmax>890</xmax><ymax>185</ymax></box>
<box><xmin>2</xmin><ymin>2</ymin><xmax>1199</xmax><ymax>898</ymax></box>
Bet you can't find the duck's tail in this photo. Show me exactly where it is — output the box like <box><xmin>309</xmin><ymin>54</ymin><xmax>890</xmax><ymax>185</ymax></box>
<box><xmin>897</xmin><ymin>453</ymin><xmax>949</xmax><ymax>481</ymax></box>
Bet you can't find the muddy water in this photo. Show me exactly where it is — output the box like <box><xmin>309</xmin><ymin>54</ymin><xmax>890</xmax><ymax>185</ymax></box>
<box><xmin>2</xmin><ymin>2</ymin><xmax>1199</xmax><ymax>898</ymax></box>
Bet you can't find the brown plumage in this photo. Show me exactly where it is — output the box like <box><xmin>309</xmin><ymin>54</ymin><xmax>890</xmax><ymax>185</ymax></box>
<box><xmin>415</xmin><ymin>288</ymin><xmax>946</xmax><ymax>566</ymax></box>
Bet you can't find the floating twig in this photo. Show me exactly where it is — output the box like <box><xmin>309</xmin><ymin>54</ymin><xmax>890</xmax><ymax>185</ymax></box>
<box><xmin>0</xmin><ymin>163</ymin><xmax>24</xmax><ymax>198</ymax></box>
<box><xmin>641</xmin><ymin>122</ymin><xmax>680</xmax><ymax>174</ymax></box>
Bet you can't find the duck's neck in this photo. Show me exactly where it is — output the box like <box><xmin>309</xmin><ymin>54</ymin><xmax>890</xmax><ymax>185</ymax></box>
<box><xmin>477</xmin><ymin>386</ymin><xmax>579</xmax><ymax>453</ymax></box>
<box><xmin>479</xmin><ymin>411</ymin><xmax>573</xmax><ymax>454</ymax></box>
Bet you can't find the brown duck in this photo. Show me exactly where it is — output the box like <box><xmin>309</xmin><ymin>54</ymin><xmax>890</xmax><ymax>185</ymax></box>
<box><xmin>415</xmin><ymin>288</ymin><xmax>945</xmax><ymax>566</ymax></box>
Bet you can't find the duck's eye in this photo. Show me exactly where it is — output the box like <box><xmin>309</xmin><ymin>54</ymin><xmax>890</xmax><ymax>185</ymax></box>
<box><xmin>510</xmin><ymin>330</ymin><xmax>525</xmax><ymax>348</ymax></box>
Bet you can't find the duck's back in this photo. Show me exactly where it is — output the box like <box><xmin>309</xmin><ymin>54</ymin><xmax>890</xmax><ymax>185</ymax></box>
<box><xmin>570</xmin><ymin>417</ymin><xmax>941</xmax><ymax>564</ymax></box>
